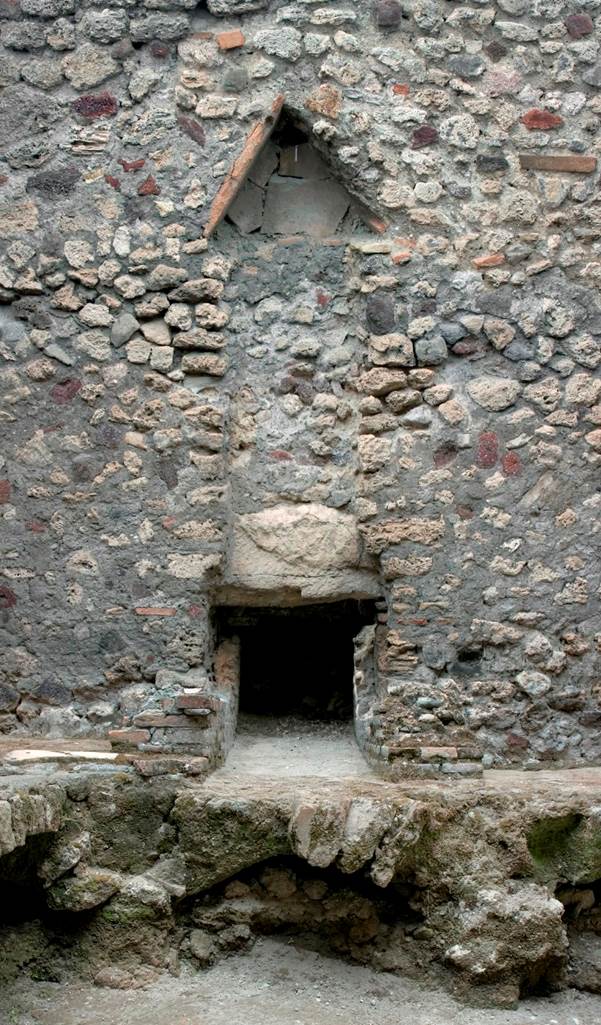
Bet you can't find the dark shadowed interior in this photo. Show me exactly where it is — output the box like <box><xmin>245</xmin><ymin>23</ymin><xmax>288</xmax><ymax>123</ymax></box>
<box><xmin>215</xmin><ymin>602</ymin><xmax>377</xmax><ymax>721</ymax></box>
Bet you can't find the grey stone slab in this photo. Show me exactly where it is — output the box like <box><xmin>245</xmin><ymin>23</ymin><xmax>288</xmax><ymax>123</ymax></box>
<box><xmin>228</xmin><ymin>180</ymin><xmax>265</xmax><ymax>234</ymax></box>
<box><xmin>279</xmin><ymin>143</ymin><xmax>331</xmax><ymax>180</ymax></box>
<box><xmin>248</xmin><ymin>140</ymin><xmax>279</xmax><ymax>188</ymax></box>
<box><xmin>262</xmin><ymin>177</ymin><xmax>350</xmax><ymax>238</ymax></box>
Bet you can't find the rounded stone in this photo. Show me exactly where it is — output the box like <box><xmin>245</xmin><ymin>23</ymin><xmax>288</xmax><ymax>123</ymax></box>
<box><xmin>375</xmin><ymin>0</ymin><xmax>402</xmax><ymax>28</ymax></box>
<box><xmin>366</xmin><ymin>292</ymin><xmax>396</xmax><ymax>335</ymax></box>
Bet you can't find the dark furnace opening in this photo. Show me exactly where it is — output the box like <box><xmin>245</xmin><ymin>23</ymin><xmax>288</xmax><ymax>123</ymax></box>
<box><xmin>215</xmin><ymin>601</ymin><xmax>376</xmax><ymax>725</ymax></box>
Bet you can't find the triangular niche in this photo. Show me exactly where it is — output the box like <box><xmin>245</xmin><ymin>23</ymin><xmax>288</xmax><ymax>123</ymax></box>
<box><xmin>222</xmin><ymin>106</ymin><xmax>382</xmax><ymax>240</ymax></box>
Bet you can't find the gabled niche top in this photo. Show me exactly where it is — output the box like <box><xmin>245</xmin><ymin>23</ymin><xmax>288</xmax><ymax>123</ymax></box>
<box><xmin>203</xmin><ymin>95</ymin><xmax>385</xmax><ymax>240</ymax></box>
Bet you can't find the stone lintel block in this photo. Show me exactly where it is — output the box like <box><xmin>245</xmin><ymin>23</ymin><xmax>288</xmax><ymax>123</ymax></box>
<box><xmin>519</xmin><ymin>154</ymin><xmax>597</xmax><ymax>173</ymax></box>
<box><xmin>420</xmin><ymin>746</ymin><xmax>458</xmax><ymax>762</ymax></box>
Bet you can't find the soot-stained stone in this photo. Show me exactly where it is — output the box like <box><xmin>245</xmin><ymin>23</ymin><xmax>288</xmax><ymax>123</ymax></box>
<box><xmin>485</xmin><ymin>41</ymin><xmax>507</xmax><ymax>62</ymax></box>
<box><xmin>98</xmin><ymin>630</ymin><xmax>126</xmax><ymax>653</ymax></box>
<box><xmin>30</xmin><ymin>676</ymin><xmax>73</xmax><ymax>706</ymax></box>
<box><xmin>448</xmin><ymin>54</ymin><xmax>485</xmax><ymax>79</ymax></box>
<box><xmin>0</xmin><ymin>680</ymin><xmax>19</xmax><ymax>711</ymax></box>
<box><xmin>223</xmin><ymin>65</ymin><xmax>249</xmax><ymax>93</ymax></box>
<box><xmin>0</xmin><ymin>586</ymin><xmax>17</xmax><ymax>610</ymax></box>
<box><xmin>375</xmin><ymin>0</ymin><xmax>402</xmax><ymax>28</ymax></box>
<box><xmin>366</xmin><ymin>292</ymin><xmax>396</xmax><ymax>335</ymax></box>
<box><xmin>27</xmin><ymin>165</ymin><xmax>80</xmax><ymax>198</ymax></box>
<box><xmin>476</xmin><ymin>154</ymin><xmax>509</xmax><ymax>173</ymax></box>
<box><xmin>96</xmin><ymin>423</ymin><xmax>121</xmax><ymax>449</ymax></box>
<box><xmin>151</xmin><ymin>41</ymin><xmax>172</xmax><ymax>58</ymax></box>
<box><xmin>72</xmin><ymin>91</ymin><xmax>118</xmax><ymax>119</ymax></box>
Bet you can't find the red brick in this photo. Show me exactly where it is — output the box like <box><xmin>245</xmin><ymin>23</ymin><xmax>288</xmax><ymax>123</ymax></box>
<box><xmin>104</xmin><ymin>175</ymin><xmax>120</xmax><ymax>190</ymax></box>
<box><xmin>0</xmin><ymin>480</ymin><xmax>11</xmax><ymax>504</ymax></box>
<box><xmin>519</xmin><ymin>153</ymin><xmax>597</xmax><ymax>173</ymax></box>
<box><xmin>72</xmin><ymin>92</ymin><xmax>118</xmax><ymax>119</ymax></box>
<box><xmin>217</xmin><ymin>29</ymin><xmax>245</xmax><ymax>50</ymax></box>
<box><xmin>392</xmin><ymin>251</ymin><xmax>412</xmax><ymax>264</ymax></box>
<box><xmin>502</xmin><ymin>452</ymin><xmax>522</xmax><ymax>477</ymax></box>
<box><xmin>26</xmin><ymin>520</ymin><xmax>46</xmax><ymax>533</ymax></box>
<box><xmin>392</xmin><ymin>83</ymin><xmax>410</xmax><ymax>96</ymax></box>
<box><xmin>138</xmin><ymin>175</ymin><xmax>160</xmax><ymax>196</ymax></box>
<box><xmin>476</xmin><ymin>431</ymin><xmax>498</xmax><ymax>469</ymax></box>
<box><xmin>119</xmin><ymin>158</ymin><xmax>145</xmax><ymax>172</ymax></box>
<box><xmin>521</xmin><ymin>109</ymin><xmax>563</xmax><ymax>131</ymax></box>
<box><xmin>473</xmin><ymin>252</ymin><xmax>505</xmax><ymax>269</ymax></box>
<box><xmin>134</xmin><ymin>607</ymin><xmax>177</xmax><ymax>617</ymax></box>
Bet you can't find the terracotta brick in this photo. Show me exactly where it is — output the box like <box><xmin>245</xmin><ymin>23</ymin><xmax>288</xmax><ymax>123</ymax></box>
<box><xmin>519</xmin><ymin>154</ymin><xmax>597</xmax><ymax>173</ymax></box>
<box><xmin>392</xmin><ymin>251</ymin><xmax>412</xmax><ymax>264</ymax></box>
<box><xmin>392</xmin><ymin>83</ymin><xmax>410</xmax><ymax>96</ymax></box>
<box><xmin>134</xmin><ymin>607</ymin><xmax>177</xmax><ymax>616</ymax></box>
<box><xmin>521</xmin><ymin>109</ymin><xmax>563</xmax><ymax>131</ymax></box>
<box><xmin>175</xmin><ymin>694</ymin><xmax>219</xmax><ymax>712</ymax></box>
<box><xmin>472</xmin><ymin>252</ymin><xmax>505</xmax><ymax>269</ymax></box>
<box><xmin>138</xmin><ymin>175</ymin><xmax>160</xmax><ymax>196</ymax></box>
<box><xmin>108</xmin><ymin>729</ymin><xmax>150</xmax><ymax>745</ymax></box>
<box><xmin>204</xmin><ymin>94</ymin><xmax>285</xmax><ymax>237</ymax></box>
<box><xmin>119</xmin><ymin>158</ymin><xmax>145</xmax><ymax>172</ymax></box>
<box><xmin>217</xmin><ymin>29</ymin><xmax>245</xmax><ymax>50</ymax></box>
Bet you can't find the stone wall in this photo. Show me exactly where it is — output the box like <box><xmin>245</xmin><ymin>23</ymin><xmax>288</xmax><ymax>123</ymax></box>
<box><xmin>0</xmin><ymin>0</ymin><xmax>600</xmax><ymax>771</ymax></box>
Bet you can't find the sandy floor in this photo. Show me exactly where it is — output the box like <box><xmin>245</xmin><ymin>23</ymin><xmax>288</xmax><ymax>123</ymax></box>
<box><xmin>1</xmin><ymin>938</ymin><xmax>600</xmax><ymax>1025</ymax></box>
<box><xmin>215</xmin><ymin>718</ymin><xmax>377</xmax><ymax>778</ymax></box>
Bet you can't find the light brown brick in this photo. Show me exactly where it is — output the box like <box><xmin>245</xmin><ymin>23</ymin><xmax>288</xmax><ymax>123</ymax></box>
<box><xmin>519</xmin><ymin>154</ymin><xmax>597</xmax><ymax>173</ymax></box>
